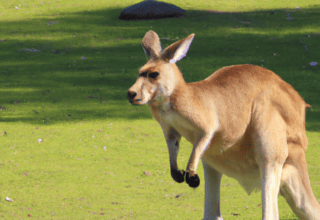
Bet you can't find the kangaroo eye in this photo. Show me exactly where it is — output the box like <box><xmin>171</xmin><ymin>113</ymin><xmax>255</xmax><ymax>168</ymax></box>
<box><xmin>139</xmin><ymin>71</ymin><xmax>148</xmax><ymax>77</ymax></box>
<box><xmin>148</xmin><ymin>72</ymin><xmax>159</xmax><ymax>79</ymax></box>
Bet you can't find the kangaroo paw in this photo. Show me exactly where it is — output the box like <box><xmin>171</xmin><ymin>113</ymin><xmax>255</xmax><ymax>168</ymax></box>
<box><xmin>186</xmin><ymin>172</ymin><xmax>200</xmax><ymax>188</ymax></box>
<box><xmin>171</xmin><ymin>169</ymin><xmax>186</xmax><ymax>183</ymax></box>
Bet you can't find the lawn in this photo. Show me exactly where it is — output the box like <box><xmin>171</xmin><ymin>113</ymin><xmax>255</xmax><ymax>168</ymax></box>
<box><xmin>0</xmin><ymin>0</ymin><xmax>319</xmax><ymax>219</ymax></box>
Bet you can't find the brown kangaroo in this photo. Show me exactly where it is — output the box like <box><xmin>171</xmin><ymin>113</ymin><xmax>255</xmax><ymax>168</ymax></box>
<box><xmin>127</xmin><ymin>30</ymin><xmax>320</xmax><ymax>220</ymax></box>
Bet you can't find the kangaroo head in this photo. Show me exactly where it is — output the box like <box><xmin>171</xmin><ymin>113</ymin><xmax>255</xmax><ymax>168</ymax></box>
<box><xmin>127</xmin><ymin>31</ymin><xmax>195</xmax><ymax>106</ymax></box>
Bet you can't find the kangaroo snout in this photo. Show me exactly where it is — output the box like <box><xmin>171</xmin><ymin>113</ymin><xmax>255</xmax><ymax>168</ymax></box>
<box><xmin>127</xmin><ymin>90</ymin><xmax>137</xmax><ymax>103</ymax></box>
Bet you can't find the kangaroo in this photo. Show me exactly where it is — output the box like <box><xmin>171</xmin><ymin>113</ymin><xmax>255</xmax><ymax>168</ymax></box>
<box><xmin>127</xmin><ymin>30</ymin><xmax>320</xmax><ymax>220</ymax></box>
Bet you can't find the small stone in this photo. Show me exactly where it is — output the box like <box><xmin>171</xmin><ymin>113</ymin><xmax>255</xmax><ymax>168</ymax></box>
<box><xmin>5</xmin><ymin>197</ymin><xmax>13</xmax><ymax>202</ymax></box>
<box><xmin>143</xmin><ymin>171</ymin><xmax>152</xmax><ymax>176</ymax></box>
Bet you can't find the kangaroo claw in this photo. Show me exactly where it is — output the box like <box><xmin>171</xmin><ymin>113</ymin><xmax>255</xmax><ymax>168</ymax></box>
<box><xmin>171</xmin><ymin>169</ymin><xmax>186</xmax><ymax>183</ymax></box>
<box><xmin>186</xmin><ymin>172</ymin><xmax>200</xmax><ymax>188</ymax></box>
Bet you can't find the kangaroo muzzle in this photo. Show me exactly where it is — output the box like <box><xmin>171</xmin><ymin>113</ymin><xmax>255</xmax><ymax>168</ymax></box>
<box><xmin>127</xmin><ymin>90</ymin><xmax>137</xmax><ymax>104</ymax></box>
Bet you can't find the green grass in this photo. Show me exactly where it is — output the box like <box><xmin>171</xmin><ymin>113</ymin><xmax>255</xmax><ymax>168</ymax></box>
<box><xmin>0</xmin><ymin>0</ymin><xmax>320</xmax><ymax>219</ymax></box>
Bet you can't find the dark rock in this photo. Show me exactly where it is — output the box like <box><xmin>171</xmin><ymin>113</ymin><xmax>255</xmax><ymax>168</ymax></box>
<box><xmin>119</xmin><ymin>0</ymin><xmax>186</xmax><ymax>20</ymax></box>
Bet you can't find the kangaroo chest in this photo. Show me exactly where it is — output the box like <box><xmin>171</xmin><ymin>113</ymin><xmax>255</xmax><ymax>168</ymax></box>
<box><xmin>159</xmin><ymin>109</ymin><xmax>198</xmax><ymax>144</ymax></box>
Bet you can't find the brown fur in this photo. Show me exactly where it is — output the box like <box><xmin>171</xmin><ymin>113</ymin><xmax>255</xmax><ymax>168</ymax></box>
<box><xmin>127</xmin><ymin>31</ymin><xmax>320</xmax><ymax>220</ymax></box>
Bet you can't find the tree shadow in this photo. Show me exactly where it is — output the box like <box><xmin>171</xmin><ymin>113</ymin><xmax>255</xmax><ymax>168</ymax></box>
<box><xmin>0</xmin><ymin>5</ymin><xmax>319</xmax><ymax>128</ymax></box>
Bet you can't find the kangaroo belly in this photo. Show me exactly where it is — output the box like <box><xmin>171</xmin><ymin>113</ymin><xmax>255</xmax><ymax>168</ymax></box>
<box><xmin>202</xmin><ymin>141</ymin><xmax>261</xmax><ymax>195</ymax></box>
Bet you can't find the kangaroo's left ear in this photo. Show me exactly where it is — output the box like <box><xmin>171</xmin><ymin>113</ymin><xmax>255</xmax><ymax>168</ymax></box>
<box><xmin>142</xmin><ymin>30</ymin><xmax>162</xmax><ymax>60</ymax></box>
<box><xmin>161</xmin><ymin>34</ymin><xmax>195</xmax><ymax>63</ymax></box>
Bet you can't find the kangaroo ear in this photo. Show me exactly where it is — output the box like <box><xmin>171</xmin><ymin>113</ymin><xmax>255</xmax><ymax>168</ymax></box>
<box><xmin>142</xmin><ymin>31</ymin><xmax>162</xmax><ymax>59</ymax></box>
<box><xmin>161</xmin><ymin>34</ymin><xmax>195</xmax><ymax>63</ymax></box>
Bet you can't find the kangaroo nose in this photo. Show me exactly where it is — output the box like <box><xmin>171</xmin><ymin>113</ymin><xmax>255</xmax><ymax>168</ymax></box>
<box><xmin>127</xmin><ymin>90</ymin><xmax>137</xmax><ymax>101</ymax></box>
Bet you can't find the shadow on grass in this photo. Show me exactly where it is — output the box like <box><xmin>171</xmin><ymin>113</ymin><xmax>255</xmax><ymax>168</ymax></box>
<box><xmin>0</xmin><ymin>5</ymin><xmax>319</xmax><ymax>128</ymax></box>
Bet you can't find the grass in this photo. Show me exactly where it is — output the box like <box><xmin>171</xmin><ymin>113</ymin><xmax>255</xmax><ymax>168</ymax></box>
<box><xmin>0</xmin><ymin>0</ymin><xmax>319</xmax><ymax>219</ymax></box>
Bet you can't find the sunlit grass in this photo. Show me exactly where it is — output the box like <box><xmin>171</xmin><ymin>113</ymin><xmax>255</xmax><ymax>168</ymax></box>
<box><xmin>0</xmin><ymin>0</ymin><xmax>319</xmax><ymax>219</ymax></box>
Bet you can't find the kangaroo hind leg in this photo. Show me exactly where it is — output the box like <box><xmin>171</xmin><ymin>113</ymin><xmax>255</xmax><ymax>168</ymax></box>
<box><xmin>280</xmin><ymin>144</ymin><xmax>320</xmax><ymax>220</ymax></box>
<box><xmin>253</xmin><ymin>107</ymin><xmax>289</xmax><ymax>220</ymax></box>
<box><xmin>202</xmin><ymin>161</ymin><xmax>223</xmax><ymax>220</ymax></box>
